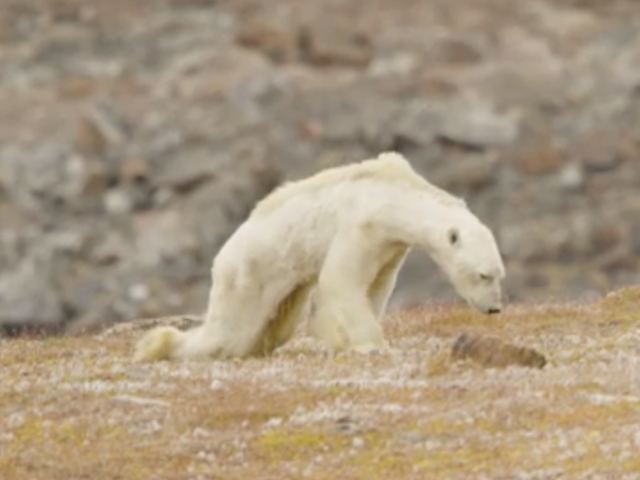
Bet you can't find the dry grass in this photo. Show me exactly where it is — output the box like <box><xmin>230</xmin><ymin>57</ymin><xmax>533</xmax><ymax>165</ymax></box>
<box><xmin>2</xmin><ymin>287</ymin><xmax>640</xmax><ymax>480</ymax></box>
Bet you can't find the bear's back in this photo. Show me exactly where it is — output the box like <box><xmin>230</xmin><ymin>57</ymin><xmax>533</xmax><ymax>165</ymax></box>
<box><xmin>251</xmin><ymin>151</ymin><xmax>462</xmax><ymax>218</ymax></box>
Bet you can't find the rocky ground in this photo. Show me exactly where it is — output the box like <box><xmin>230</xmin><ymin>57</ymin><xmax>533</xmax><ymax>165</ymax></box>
<box><xmin>1</xmin><ymin>0</ymin><xmax>640</xmax><ymax>333</ymax></box>
<box><xmin>2</xmin><ymin>286</ymin><xmax>640</xmax><ymax>480</ymax></box>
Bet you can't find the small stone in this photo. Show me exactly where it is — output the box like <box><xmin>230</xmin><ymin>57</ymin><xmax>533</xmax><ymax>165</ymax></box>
<box><xmin>103</xmin><ymin>188</ymin><xmax>135</xmax><ymax>215</ymax></box>
<box><xmin>557</xmin><ymin>162</ymin><xmax>585</xmax><ymax>189</ymax></box>
<box><xmin>336</xmin><ymin>415</ymin><xmax>351</xmax><ymax>425</ymax></box>
<box><xmin>128</xmin><ymin>283</ymin><xmax>150</xmax><ymax>302</ymax></box>
<box><xmin>90</xmin><ymin>230</ymin><xmax>130</xmax><ymax>265</ymax></box>
<box><xmin>264</xmin><ymin>417</ymin><xmax>283</xmax><ymax>428</ymax></box>
<box><xmin>368</xmin><ymin>52</ymin><xmax>419</xmax><ymax>77</ymax></box>
<box><xmin>352</xmin><ymin>437</ymin><xmax>365</xmax><ymax>449</ymax></box>
<box><xmin>334</xmin><ymin>415</ymin><xmax>355</xmax><ymax>433</ymax></box>
<box><xmin>210</xmin><ymin>380</ymin><xmax>224</xmax><ymax>391</ymax></box>
<box><xmin>119</xmin><ymin>158</ymin><xmax>151</xmax><ymax>184</ymax></box>
<box><xmin>398</xmin><ymin>431</ymin><xmax>428</xmax><ymax>444</ymax></box>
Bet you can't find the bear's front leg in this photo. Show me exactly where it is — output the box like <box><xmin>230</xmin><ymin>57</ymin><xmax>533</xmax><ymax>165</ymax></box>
<box><xmin>312</xmin><ymin>225</ymin><xmax>391</xmax><ymax>353</ymax></box>
<box><xmin>312</xmin><ymin>289</ymin><xmax>389</xmax><ymax>353</ymax></box>
<box><xmin>367</xmin><ymin>245</ymin><xmax>409</xmax><ymax>320</ymax></box>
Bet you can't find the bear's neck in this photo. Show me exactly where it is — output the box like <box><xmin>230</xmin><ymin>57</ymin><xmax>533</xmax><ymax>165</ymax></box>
<box><xmin>374</xmin><ymin>189</ymin><xmax>469</xmax><ymax>255</ymax></box>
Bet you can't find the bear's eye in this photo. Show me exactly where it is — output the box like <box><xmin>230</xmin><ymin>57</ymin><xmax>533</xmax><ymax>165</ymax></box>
<box><xmin>479</xmin><ymin>273</ymin><xmax>492</xmax><ymax>281</ymax></box>
<box><xmin>448</xmin><ymin>228</ymin><xmax>459</xmax><ymax>246</ymax></box>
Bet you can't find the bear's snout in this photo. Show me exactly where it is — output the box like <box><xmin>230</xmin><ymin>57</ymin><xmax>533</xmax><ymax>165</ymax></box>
<box><xmin>487</xmin><ymin>307</ymin><xmax>501</xmax><ymax>315</ymax></box>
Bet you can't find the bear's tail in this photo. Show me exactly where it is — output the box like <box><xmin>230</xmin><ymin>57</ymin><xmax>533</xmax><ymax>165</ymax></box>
<box><xmin>133</xmin><ymin>326</ymin><xmax>187</xmax><ymax>362</ymax></box>
<box><xmin>133</xmin><ymin>322</ymin><xmax>226</xmax><ymax>362</ymax></box>
<box><xmin>133</xmin><ymin>326</ymin><xmax>206</xmax><ymax>362</ymax></box>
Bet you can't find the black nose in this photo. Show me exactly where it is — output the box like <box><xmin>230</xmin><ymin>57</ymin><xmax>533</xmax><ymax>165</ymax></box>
<box><xmin>487</xmin><ymin>308</ymin><xmax>501</xmax><ymax>315</ymax></box>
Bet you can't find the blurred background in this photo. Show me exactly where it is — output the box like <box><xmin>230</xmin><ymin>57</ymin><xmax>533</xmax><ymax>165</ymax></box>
<box><xmin>1</xmin><ymin>0</ymin><xmax>639</xmax><ymax>336</ymax></box>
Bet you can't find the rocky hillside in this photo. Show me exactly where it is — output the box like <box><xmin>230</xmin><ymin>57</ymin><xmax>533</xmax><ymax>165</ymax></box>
<box><xmin>1</xmin><ymin>0</ymin><xmax>639</xmax><ymax>334</ymax></box>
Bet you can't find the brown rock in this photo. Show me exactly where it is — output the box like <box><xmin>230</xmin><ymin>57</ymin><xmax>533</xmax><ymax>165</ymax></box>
<box><xmin>438</xmin><ymin>156</ymin><xmax>497</xmax><ymax>192</ymax></box>
<box><xmin>591</xmin><ymin>221</ymin><xmax>626</xmax><ymax>251</ymax></box>
<box><xmin>431</xmin><ymin>37</ymin><xmax>484</xmax><ymax>65</ymax></box>
<box><xmin>58</xmin><ymin>75</ymin><xmax>98</xmax><ymax>99</ymax></box>
<box><xmin>298</xmin><ymin>120</ymin><xmax>324</xmax><ymax>141</ymax></box>
<box><xmin>596</xmin><ymin>249</ymin><xmax>637</xmax><ymax>272</ymax></box>
<box><xmin>572</xmin><ymin>131</ymin><xmax>635</xmax><ymax>172</ymax></box>
<box><xmin>79</xmin><ymin>158</ymin><xmax>112</xmax><ymax>197</ymax></box>
<box><xmin>76</xmin><ymin>115</ymin><xmax>109</xmax><ymax>156</ymax></box>
<box><xmin>505</xmin><ymin>143</ymin><xmax>564</xmax><ymax>175</ymax></box>
<box><xmin>298</xmin><ymin>24</ymin><xmax>372</xmax><ymax>68</ymax></box>
<box><xmin>119</xmin><ymin>158</ymin><xmax>151</xmax><ymax>184</ymax></box>
<box><xmin>451</xmin><ymin>333</ymin><xmax>547</xmax><ymax>369</ymax></box>
<box><xmin>416</xmin><ymin>74</ymin><xmax>461</xmax><ymax>98</ymax></box>
<box><xmin>75</xmin><ymin>105</ymin><xmax>128</xmax><ymax>156</ymax></box>
<box><xmin>236</xmin><ymin>18</ymin><xmax>297</xmax><ymax>63</ymax></box>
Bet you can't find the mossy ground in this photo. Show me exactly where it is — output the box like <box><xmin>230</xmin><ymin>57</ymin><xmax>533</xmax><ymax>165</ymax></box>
<box><xmin>2</xmin><ymin>287</ymin><xmax>640</xmax><ymax>480</ymax></box>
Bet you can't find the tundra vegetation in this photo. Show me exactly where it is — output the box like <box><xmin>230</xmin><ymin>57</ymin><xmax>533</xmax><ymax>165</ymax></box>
<box><xmin>2</xmin><ymin>287</ymin><xmax>640</xmax><ymax>480</ymax></box>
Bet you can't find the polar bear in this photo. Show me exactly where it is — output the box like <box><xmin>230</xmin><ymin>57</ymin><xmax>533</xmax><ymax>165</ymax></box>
<box><xmin>134</xmin><ymin>151</ymin><xmax>505</xmax><ymax>362</ymax></box>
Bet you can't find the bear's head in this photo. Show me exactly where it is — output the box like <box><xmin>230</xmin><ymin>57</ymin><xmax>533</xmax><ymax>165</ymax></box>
<box><xmin>431</xmin><ymin>215</ymin><xmax>505</xmax><ymax>314</ymax></box>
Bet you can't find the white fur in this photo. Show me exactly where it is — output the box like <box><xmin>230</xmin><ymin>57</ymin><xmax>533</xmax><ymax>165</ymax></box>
<box><xmin>133</xmin><ymin>152</ymin><xmax>505</xmax><ymax>362</ymax></box>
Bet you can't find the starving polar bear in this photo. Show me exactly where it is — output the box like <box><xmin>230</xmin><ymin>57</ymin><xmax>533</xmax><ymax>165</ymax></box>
<box><xmin>134</xmin><ymin>151</ymin><xmax>505</xmax><ymax>362</ymax></box>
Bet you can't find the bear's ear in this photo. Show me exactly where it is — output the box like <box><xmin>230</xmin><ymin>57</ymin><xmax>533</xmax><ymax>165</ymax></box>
<box><xmin>448</xmin><ymin>228</ymin><xmax>459</xmax><ymax>246</ymax></box>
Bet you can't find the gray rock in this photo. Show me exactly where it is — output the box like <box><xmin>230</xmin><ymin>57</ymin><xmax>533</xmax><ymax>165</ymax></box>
<box><xmin>132</xmin><ymin>208</ymin><xmax>200</xmax><ymax>268</ymax></box>
<box><xmin>154</xmin><ymin>147</ymin><xmax>227</xmax><ymax>194</ymax></box>
<box><xmin>90</xmin><ymin>228</ymin><xmax>132</xmax><ymax>265</ymax></box>
<box><xmin>0</xmin><ymin>259</ymin><xmax>65</xmax><ymax>328</ymax></box>
<box><xmin>434</xmin><ymin>95</ymin><xmax>521</xmax><ymax>149</ymax></box>
<box><xmin>103</xmin><ymin>187</ymin><xmax>135</xmax><ymax>215</ymax></box>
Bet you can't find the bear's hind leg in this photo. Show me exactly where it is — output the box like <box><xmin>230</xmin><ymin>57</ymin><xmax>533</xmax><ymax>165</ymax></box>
<box><xmin>258</xmin><ymin>282</ymin><xmax>314</xmax><ymax>355</ymax></box>
<box><xmin>201</xmin><ymin>282</ymin><xmax>280</xmax><ymax>359</ymax></box>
